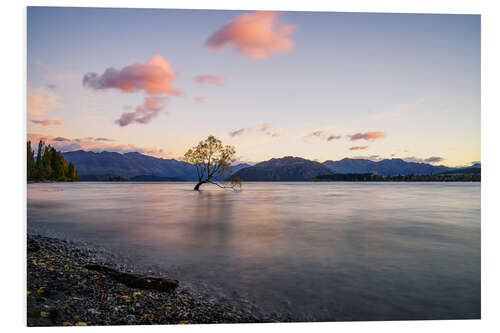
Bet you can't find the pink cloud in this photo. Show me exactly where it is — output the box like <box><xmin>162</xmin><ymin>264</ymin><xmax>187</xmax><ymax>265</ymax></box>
<box><xmin>27</xmin><ymin>133</ymin><xmax>170</xmax><ymax>158</ymax></box>
<box><xmin>349</xmin><ymin>146</ymin><xmax>368</xmax><ymax>151</ymax></box>
<box><xmin>349</xmin><ymin>131</ymin><xmax>386</xmax><ymax>141</ymax></box>
<box><xmin>206</xmin><ymin>11</ymin><xmax>295</xmax><ymax>59</ymax></box>
<box><xmin>194</xmin><ymin>74</ymin><xmax>226</xmax><ymax>86</ymax></box>
<box><xmin>259</xmin><ymin>123</ymin><xmax>270</xmax><ymax>131</ymax></box>
<box><xmin>83</xmin><ymin>55</ymin><xmax>182</xmax><ymax>95</ymax></box>
<box><xmin>30</xmin><ymin>119</ymin><xmax>62</xmax><ymax>126</ymax></box>
<box><xmin>193</xmin><ymin>96</ymin><xmax>205</xmax><ymax>104</ymax></box>
<box><xmin>27</xmin><ymin>86</ymin><xmax>63</xmax><ymax>115</ymax></box>
<box><xmin>115</xmin><ymin>96</ymin><xmax>167</xmax><ymax>127</ymax></box>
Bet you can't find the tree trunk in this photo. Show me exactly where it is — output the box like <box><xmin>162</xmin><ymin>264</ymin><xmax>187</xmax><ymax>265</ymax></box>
<box><xmin>85</xmin><ymin>264</ymin><xmax>178</xmax><ymax>293</ymax></box>
<box><xmin>194</xmin><ymin>181</ymin><xmax>205</xmax><ymax>191</ymax></box>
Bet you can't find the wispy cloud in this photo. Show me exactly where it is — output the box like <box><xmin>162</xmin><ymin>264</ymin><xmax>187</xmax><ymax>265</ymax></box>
<box><xmin>206</xmin><ymin>11</ymin><xmax>295</xmax><ymax>59</ymax></box>
<box><xmin>348</xmin><ymin>131</ymin><xmax>386</xmax><ymax>141</ymax></box>
<box><xmin>351</xmin><ymin>155</ymin><xmax>381</xmax><ymax>161</ymax></box>
<box><xmin>47</xmin><ymin>72</ymin><xmax>79</xmax><ymax>84</ymax></box>
<box><xmin>259</xmin><ymin>123</ymin><xmax>270</xmax><ymax>131</ymax></box>
<box><xmin>193</xmin><ymin>96</ymin><xmax>205</xmax><ymax>104</ymax></box>
<box><xmin>404</xmin><ymin>156</ymin><xmax>445</xmax><ymax>164</ymax></box>
<box><xmin>327</xmin><ymin>135</ymin><xmax>341</xmax><ymax>141</ymax></box>
<box><xmin>425</xmin><ymin>156</ymin><xmax>445</xmax><ymax>163</ymax></box>
<box><xmin>229</xmin><ymin>123</ymin><xmax>280</xmax><ymax>138</ymax></box>
<box><xmin>366</xmin><ymin>97</ymin><xmax>428</xmax><ymax>122</ymax></box>
<box><xmin>83</xmin><ymin>55</ymin><xmax>181</xmax><ymax>95</ymax></box>
<box><xmin>229</xmin><ymin>128</ymin><xmax>246</xmax><ymax>137</ymax></box>
<box><xmin>30</xmin><ymin>119</ymin><xmax>62</xmax><ymax>126</ymax></box>
<box><xmin>27</xmin><ymin>86</ymin><xmax>63</xmax><ymax>115</ymax></box>
<box><xmin>265</xmin><ymin>131</ymin><xmax>280</xmax><ymax>137</ymax></box>
<box><xmin>115</xmin><ymin>96</ymin><xmax>167</xmax><ymax>127</ymax></box>
<box><xmin>306</xmin><ymin>130</ymin><xmax>323</xmax><ymax>138</ymax></box>
<box><xmin>305</xmin><ymin>130</ymin><xmax>342</xmax><ymax>142</ymax></box>
<box><xmin>349</xmin><ymin>146</ymin><xmax>368</xmax><ymax>151</ymax></box>
<box><xmin>194</xmin><ymin>74</ymin><xmax>226</xmax><ymax>86</ymax></box>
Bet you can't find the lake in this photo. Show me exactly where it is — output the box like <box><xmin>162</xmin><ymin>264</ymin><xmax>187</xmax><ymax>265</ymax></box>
<box><xmin>27</xmin><ymin>182</ymin><xmax>480</xmax><ymax>321</ymax></box>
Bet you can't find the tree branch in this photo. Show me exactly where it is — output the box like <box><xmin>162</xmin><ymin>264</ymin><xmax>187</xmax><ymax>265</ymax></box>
<box><xmin>207</xmin><ymin>180</ymin><xmax>240</xmax><ymax>190</ymax></box>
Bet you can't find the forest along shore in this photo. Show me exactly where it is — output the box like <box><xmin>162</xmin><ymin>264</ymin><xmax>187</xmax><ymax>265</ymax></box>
<box><xmin>27</xmin><ymin>234</ymin><xmax>288</xmax><ymax>326</ymax></box>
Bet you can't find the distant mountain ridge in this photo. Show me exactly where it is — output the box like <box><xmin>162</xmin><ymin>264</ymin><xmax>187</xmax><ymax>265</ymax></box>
<box><xmin>231</xmin><ymin>156</ymin><xmax>333</xmax><ymax>181</ymax></box>
<box><xmin>322</xmin><ymin>158</ymin><xmax>453</xmax><ymax>176</ymax></box>
<box><xmin>63</xmin><ymin>150</ymin><xmax>477</xmax><ymax>181</ymax></box>
<box><xmin>62</xmin><ymin>150</ymin><xmax>250</xmax><ymax>181</ymax></box>
<box><xmin>63</xmin><ymin>150</ymin><xmax>197</xmax><ymax>180</ymax></box>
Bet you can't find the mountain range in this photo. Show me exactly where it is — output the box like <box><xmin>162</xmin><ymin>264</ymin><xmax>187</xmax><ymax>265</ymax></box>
<box><xmin>323</xmin><ymin>158</ymin><xmax>452</xmax><ymax>177</ymax></box>
<box><xmin>63</xmin><ymin>150</ymin><xmax>477</xmax><ymax>181</ymax></box>
<box><xmin>62</xmin><ymin>150</ymin><xmax>250</xmax><ymax>181</ymax></box>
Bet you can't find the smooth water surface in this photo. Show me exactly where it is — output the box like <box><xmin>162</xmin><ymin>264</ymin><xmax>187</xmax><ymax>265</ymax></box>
<box><xmin>27</xmin><ymin>182</ymin><xmax>480</xmax><ymax>321</ymax></box>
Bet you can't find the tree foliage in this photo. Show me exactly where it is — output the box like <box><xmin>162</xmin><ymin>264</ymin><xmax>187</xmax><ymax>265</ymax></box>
<box><xmin>27</xmin><ymin>140</ymin><xmax>79</xmax><ymax>182</ymax></box>
<box><xmin>184</xmin><ymin>135</ymin><xmax>241</xmax><ymax>190</ymax></box>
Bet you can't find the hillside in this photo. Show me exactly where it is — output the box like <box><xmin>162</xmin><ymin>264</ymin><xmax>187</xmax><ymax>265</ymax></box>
<box><xmin>440</xmin><ymin>167</ymin><xmax>481</xmax><ymax>175</ymax></box>
<box><xmin>62</xmin><ymin>150</ymin><xmax>250</xmax><ymax>181</ymax></box>
<box><xmin>231</xmin><ymin>156</ymin><xmax>333</xmax><ymax>181</ymax></box>
<box><xmin>322</xmin><ymin>158</ymin><xmax>452</xmax><ymax>176</ymax></box>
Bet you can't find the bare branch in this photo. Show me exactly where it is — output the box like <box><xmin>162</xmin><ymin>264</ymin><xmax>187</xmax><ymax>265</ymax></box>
<box><xmin>207</xmin><ymin>181</ymin><xmax>241</xmax><ymax>191</ymax></box>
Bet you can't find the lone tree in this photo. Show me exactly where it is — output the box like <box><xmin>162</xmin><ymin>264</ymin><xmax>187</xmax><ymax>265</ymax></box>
<box><xmin>184</xmin><ymin>135</ymin><xmax>242</xmax><ymax>191</ymax></box>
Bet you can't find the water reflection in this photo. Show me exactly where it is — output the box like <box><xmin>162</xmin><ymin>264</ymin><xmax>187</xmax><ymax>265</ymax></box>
<box><xmin>27</xmin><ymin>182</ymin><xmax>480</xmax><ymax>321</ymax></box>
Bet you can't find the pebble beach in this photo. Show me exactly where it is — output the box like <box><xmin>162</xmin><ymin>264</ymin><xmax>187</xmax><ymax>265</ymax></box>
<box><xmin>27</xmin><ymin>234</ymin><xmax>288</xmax><ymax>326</ymax></box>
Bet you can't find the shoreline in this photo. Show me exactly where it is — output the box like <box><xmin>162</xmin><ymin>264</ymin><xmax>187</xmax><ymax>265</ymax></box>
<box><xmin>27</xmin><ymin>234</ymin><xmax>288</xmax><ymax>326</ymax></box>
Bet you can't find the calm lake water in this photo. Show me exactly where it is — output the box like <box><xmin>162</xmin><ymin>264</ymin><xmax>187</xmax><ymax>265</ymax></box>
<box><xmin>27</xmin><ymin>182</ymin><xmax>480</xmax><ymax>321</ymax></box>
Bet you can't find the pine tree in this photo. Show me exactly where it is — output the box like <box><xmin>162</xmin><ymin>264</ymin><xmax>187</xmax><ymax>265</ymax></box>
<box><xmin>40</xmin><ymin>145</ymin><xmax>53</xmax><ymax>180</ymax></box>
<box><xmin>27</xmin><ymin>141</ymin><xmax>35</xmax><ymax>181</ymax></box>
<box><xmin>34</xmin><ymin>140</ymin><xmax>44</xmax><ymax>180</ymax></box>
<box><xmin>67</xmin><ymin>162</ymin><xmax>78</xmax><ymax>180</ymax></box>
<box><xmin>51</xmin><ymin>147</ymin><xmax>67</xmax><ymax>180</ymax></box>
<box><xmin>28</xmin><ymin>140</ymin><xmax>78</xmax><ymax>182</ymax></box>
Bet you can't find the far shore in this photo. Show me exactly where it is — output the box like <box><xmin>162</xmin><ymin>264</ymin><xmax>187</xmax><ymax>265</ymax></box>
<box><xmin>28</xmin><ymin>179</ymin><xmax>480</xmax><ymax>183</ymax></box>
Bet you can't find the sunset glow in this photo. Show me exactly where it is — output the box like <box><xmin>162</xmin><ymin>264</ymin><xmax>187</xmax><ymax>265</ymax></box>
<box><xmin>27</xmin><ymin>8</ymin><xmax>480</xmax><ymax>166</ymax></box>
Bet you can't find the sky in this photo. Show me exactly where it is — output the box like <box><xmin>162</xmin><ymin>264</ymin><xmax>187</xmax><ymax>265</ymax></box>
<box><xmin>27</xmin><ymin>7</ymin><xmax>480</xmax><ymax>166</ymax></box>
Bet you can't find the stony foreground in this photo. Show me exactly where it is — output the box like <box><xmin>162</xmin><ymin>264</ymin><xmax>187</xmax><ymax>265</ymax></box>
<box><xmin>27</xmin><ymin>234</ymin><xmax>286</xmax><ymax>326</ymax></box>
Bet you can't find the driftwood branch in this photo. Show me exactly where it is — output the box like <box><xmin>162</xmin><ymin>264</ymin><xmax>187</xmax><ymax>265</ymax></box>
<box><xmin>85</xmin><ymin>264</ymin><xmax>179</xmax><ymax>293</ymax></box>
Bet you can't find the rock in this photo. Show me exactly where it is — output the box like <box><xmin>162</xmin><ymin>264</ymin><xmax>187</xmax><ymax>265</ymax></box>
<box><xmin>28</xmin><ymin>239</ymin><xmax>41</xmax><ymax>253</ymax></box>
